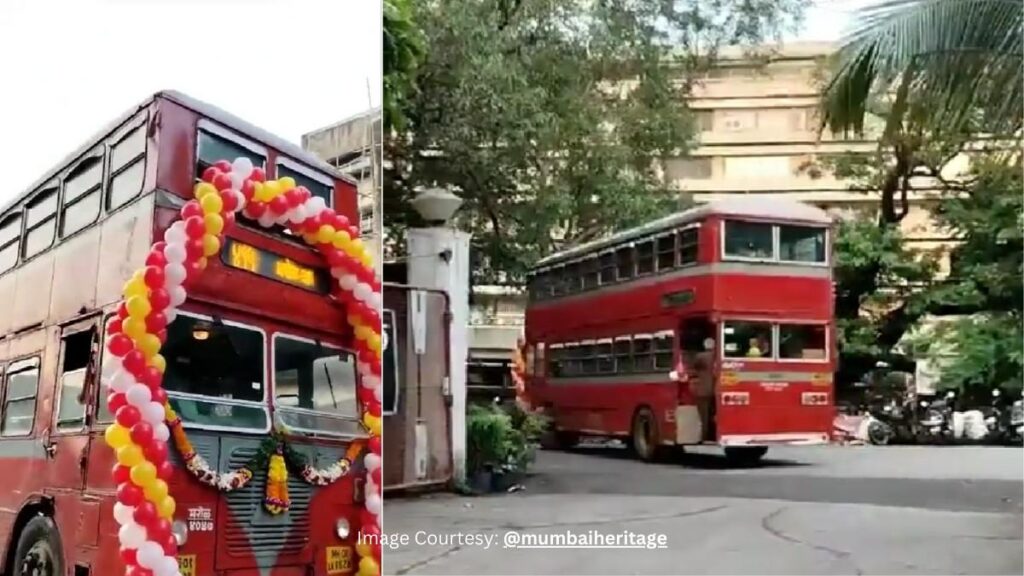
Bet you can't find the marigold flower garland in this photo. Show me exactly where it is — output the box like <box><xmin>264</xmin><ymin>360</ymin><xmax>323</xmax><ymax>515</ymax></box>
<box><xmin>103</xmin><ymin>157</ymin><xmax>383</xmax><ymax>576</ymax></box>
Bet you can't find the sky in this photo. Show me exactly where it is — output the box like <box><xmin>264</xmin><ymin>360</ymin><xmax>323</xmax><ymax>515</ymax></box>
<box><xmin>0</xmin><ymin>0</ymin><xmax>860</xmax><ymax>203</ymax></box>
<box><xmin>0</xmin><ymin>0</ymin><xmax>382</xmax><ymax>198</ymax></box>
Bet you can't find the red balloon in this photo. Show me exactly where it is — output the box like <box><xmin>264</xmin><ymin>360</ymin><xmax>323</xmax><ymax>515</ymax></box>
<box><xmin>201</xmin><ymin>166</ymin><xmax>221</xmax><ymax>183</ymax></box>
<box><xmin>359</xmin><ymin>509</ymin><xmax>377</xmax><ymax>528</ymax></box>
<box><xmin>250</xmin><ymin>167</ymin><xmax>266</xmax><ymax>182</ymax></box>
<box><xmin>107</xmin><ymin>334</ymin><xmax>133</xmax><ymax>357</ymax></box>
<box><xmin>185</xmin><ymin>239</ymin><xmax>204</xmax><ymax>261</ymax></box>
<box><xmin>107</xmin><ymin>318</ymin><xmax>124</xmax><ymax>336</ymax></box>
<box><xmin>184</xmin><ymin>217</ymin><xmax>206</xmax><ymax>240</ymax></box>
<box><xmin>220</xmin><ymin>190</ymin><xmax>239</xmax><ymax>212</ymax></box>
<box><xmin>157</xmin><ymin>461</ymin><xmax>175</xmax><ymax>481</ymax></box>
<box><xmin>122</xmin><ymin>350</ymin><xmax>146</xmax><ymax>376</ymax></box>
<box><xmin>126</xmin><ymin>567</ymin><xmax>153</xmax><ymax>576</ymax></box>
<box><xmin>157</xmin><ymin>329</ymin><xmax>168</xmax><ymax>345</ymax></box>
<box><xmin>113</xmin><ymin>464</ymin><xmax>132</xmax><ymax>485</ymax></box>
<box><xmin>144</xmin><ymin>440</ymin><xmax>169</xmax><ymax>465</ymax></box>
<box><xmin>151</xmin><ymin>518</ymin><xmax>173</xmax><ymax>540</ymax></box>
<box><xmin>212</xmin><ymin>173</ymin><xmax>233</xmax><ymax>192</ymax></box>
<box><xmin>151</xmin><ymin>387</ymin><xmax>168</xmax><ymax>405</ymax></box>
<box><xmin>108</xmin><ymin>392</ymin><xmax>128</xmax><ymax>414</ymax></box>
<box><xmin>160</xmin><ymin>532</ymin><xmax>178</xmax><ymax>556</ymax></box>
<box><xmin>117</xmin><ymin>301</ymin><xmax>130</xmax><ymax>319</ymax></box>
<box><xmin>371</xmin><ymin>466</ymin><xmax>381</xmax><ymax>486</ymax></box>
<box><xmin>362</xmin><ymin>523</ymin><xmax>381</xmax><ymax>539</ymax></box>
<box><xmin>284</xmin><ymin>188</ymin><xmax>303</xmax><ymax>207</ymax></box>
<box><xmin>145</xmin><ymin>312</ymin><xmax>167</xmax><ymax>334</ymax></box>
<box><xmin>367</xmin><ymin>436</ymin><xmax>381</xmax><ymax>455</ymax></box>
<box><xmin>184</xmin><ymin>261</ymin><xmax>204</xmax><ymax>285</ymax></box>
<box><xmin>367</xmin><ymin>401</ymin><xmax>382</xmax><ymax>418</ymax></box>
<box><xmin>143</xmin><ymin>266</ymin><xmax>165</xmax><ymax>290</ymax></box>
<box><xmin>347</xmin><ymin>225</ymin><xmax>360</xmax><ymax>239</ymax></box>
<box><xmin>269</xmin><ymin>195</ymin><xmax>289</xmax><ymax>216</ymax></box>
<box><xmin>119</xmin><ymin>546</ymin><xmax>138</xmax><ymax>567</ymax></box>
<box><xmin>115</xmin><ymin>405</ymin><xmax>141</xmax><ymax>428</ymax></box>
<box><xmin>116</xmin><ymin>482</ymin><xmax>144</xmax><ymax>506</ymax></box>
<box><xmin>213</xmin><ymin>160</ymin><xmax>233</xmax><ymax>173</ymax></box>
<box><xmin>145</xmin><ymin>248</ymin><xmax>167</xmax><ymax>268</ymax></box>
<box><xmin>129</xmin><ymin>422</ymin><xmax>154</xmax><ymax>446</ymax></box>
<box><xmin>241</xmin><ymin>180</ymin><xmax>256</xmax><ymax>201</ymax></box>
<box><xmin>149</xmin><ymin>288</ymin><xmax>170</xmax><ymax>311</ymax></box>
<box><xmin>246</xmin><ymin>201</ymin><xmax>268</xmax><ymax>219</ymax></box>
<box><xmin>181</xmin><ymin>200</ymin><xmax>203</xmax><ymax>220</ymax></box>
<box><xmin>357</xmin><ymin>386</ymin><xmax>375</xmax><ymax>405</ymax></box>
<box><xmin>133</xmin><ymin>501</ymin><xmax>158</xmax><ymax>528</ymax></box>
<box><xmin>139</xmin><ymin>366</ymin><xmax>161</xmax><ymax>389</ymax></box>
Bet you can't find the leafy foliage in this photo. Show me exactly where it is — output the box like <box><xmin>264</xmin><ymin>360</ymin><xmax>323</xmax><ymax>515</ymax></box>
<box><xmin>383</xmin><ymin>0</ymin><xmax>425</xmax><ymax>132</ymax></box>
<box><xmin>466</xmin><ymin>402</ymin><xmax>548</xmax><ymax>474</ymax></box>
<box><xmin>821</xmin><ymin>0</ymin><xmax>1023</xmax><ymax>137</ymax></box>
<box><xmin>386</xmin><ymin>0</ymin><xmax>807</xmax><ymax>283</ymax></box>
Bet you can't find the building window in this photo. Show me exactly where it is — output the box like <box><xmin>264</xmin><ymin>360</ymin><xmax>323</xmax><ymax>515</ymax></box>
<box><xmin>723</xmin><ymin>156</ymin><xmax>792</xmax><ymax>179</ymax></box>
<box><xmin>663</xmin><ymin>157</ymin><xmax>712</xmax><ymax>181</ymax></box>
<box><xmin>723</xmin><ymin>321</ymin><xmax>773</xmax><ymax>360</ymax></box>
<box><xmin>694</xmin><ymin>110</ymin><xmax>713</xmax><ymax>131</ymax></box>
<box><xmin>656</xmin><ymin>233</ymin><xmax>676</xmax><ymax>271</ymax></box>
<box><xmin>2</xmin><ymin>358</ymin><xmax>40</xmax><ymax>436</ymax></box>
<box><xmin>360</xmin><ymin>205</ymin><xmax>374</xmax><ymax>235</ymax></box>
<box><xmin>723</xmin><ymin>220</ymin><xmax>774</xmax><ymax>260</ymax></box>
<box><xmin>108</xmin><ymin>123</ymin><xmax>147</xmax><ymax>211</ymax></box>
<box><xmin>23</xmin><ymin>186</ymin><xmax>57</xmax><ymax>259</ymax></box>
<box><xmin>62</xmin><ymin>154</ymin><xmax>103</xmax><ymax>237</ymax></box>
<box><xmin>56</xmin><ymin>328</ymin><xmax>97</xmax><ymax>430</ymax></box>
<box><xmin>0</xmin><ymin>213</ymin><xmax>21</xmax><ymax>274</ymax></box>
<box><xmin>779</xmin><ymin>324</ymin><xmax>827</xmax><ymax>360</ymax></box>
<box><xmin>779</xmin><ymin>225</ymin><xmax>826</xmax><ymax>263</ymax></box>
<box><xmin>678</xmin><ymin>228</ymin><xmax>698</xmax><ymax>265</ymax></box>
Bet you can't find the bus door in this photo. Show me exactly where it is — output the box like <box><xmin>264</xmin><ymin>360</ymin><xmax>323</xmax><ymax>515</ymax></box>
<box><xmin>677</xmin><ymin>316</ymin><xmax>715</xmax><ymax>440</ymax></box>
<box><xmin>49</xmin><ymin>316</ymin><xmax>102</xmax><ymax>492</ymax></box>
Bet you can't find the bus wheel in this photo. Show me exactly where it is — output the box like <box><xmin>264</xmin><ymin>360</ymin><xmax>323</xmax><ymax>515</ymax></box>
<box><xmin>12</xmin><ymin>516</ymin><xmax>64</xmax><ymax>576</ymax></box>
<box><xmin>630</xmin><ymin>408</ymin><xmax>661</xmax><ymax>462</ymax></box>
<box><xmin>723</xmin><ymin>446</ymin><xmax>768</xmax><ymax>466</ymax></box>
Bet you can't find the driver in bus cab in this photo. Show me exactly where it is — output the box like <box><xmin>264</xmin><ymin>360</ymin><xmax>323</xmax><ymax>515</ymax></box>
<box><xmin>671</xmin><ymin>337</ymin><xmax>716</xmax><ymax>439</ymax></box>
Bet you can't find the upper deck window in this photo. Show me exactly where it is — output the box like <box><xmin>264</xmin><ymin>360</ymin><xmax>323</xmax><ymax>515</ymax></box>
<box><xmin>779</xmin><ymin>225</ymin><xmax>826</xmax><ymax>263</ymax></box>
<box><xmin>63</xmin><ymin>154</ymin><xmax>103</xmax><ymax>237</ymax></box>
<box><xmin>23</xmin><ymin>186</ymin><xmax>58</xmax><ymax>259</ymax></box>
<box><xmin>196</xmin><ymin>130</ymin><xmax>265</xmax><ymax>178</ymax></box>
<box><xmin>276</xmin><ymin>162</ymin><xmax>333</xmax><ymax>208</ymax></box>
<box><xmin>0</xmin><ymin>214</ymin><xmax>21</xmax><ymax>274</ymax></box>
<box><xmin>108</xmin><ymin>122</ymin><xmax>147</xmax><ymax>211</ymax></box>
<box><xmin>723</xmin><ymin>221</ymin><xmax>773</xmax><ymax>260</ymax></box>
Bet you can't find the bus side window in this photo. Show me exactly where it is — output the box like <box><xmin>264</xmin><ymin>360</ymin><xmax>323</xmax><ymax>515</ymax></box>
<box><xmin>1</xmin><ymin>358</ymin><xmax>41</xmax><ymax>437</ymax></box>
<box><xmin>56</xmin><ymin>327</ymin><xmax>98</xmax><ymax>431</ymax></box>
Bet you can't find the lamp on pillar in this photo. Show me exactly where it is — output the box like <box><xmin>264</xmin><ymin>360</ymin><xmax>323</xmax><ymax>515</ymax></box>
<box><xmin>410</xmin><ymin>188</ymin><xmax>463</xmax><ymax>227</ymax></box>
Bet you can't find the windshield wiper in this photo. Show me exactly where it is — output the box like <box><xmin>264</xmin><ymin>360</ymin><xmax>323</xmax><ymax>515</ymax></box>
<box><xmin>315</xmin><ymin>339</ymin><xmax>340</xmax><ymax>409</ymax></box>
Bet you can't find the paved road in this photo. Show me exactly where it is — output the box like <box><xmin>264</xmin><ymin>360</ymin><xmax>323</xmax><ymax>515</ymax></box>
<box><xmin>383</xmin><ymin>445</ymin><xmax>1023</xmax><ymax>575</ymax></box>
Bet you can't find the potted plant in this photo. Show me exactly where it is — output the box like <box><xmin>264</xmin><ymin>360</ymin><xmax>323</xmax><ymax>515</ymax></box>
<box><xmin>466</xmin><ymin>403</ymin><xmax>512</xmax><ymax>493</ymax></box>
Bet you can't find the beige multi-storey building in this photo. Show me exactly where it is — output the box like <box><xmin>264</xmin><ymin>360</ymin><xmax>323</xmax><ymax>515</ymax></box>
<box><xmin>301</xmin><ymin>108</ymin><xmax>383</xmax><ymax>274</ymax></box>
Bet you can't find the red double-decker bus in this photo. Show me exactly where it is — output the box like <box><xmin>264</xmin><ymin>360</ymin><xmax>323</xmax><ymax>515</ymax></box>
<box><xmin>0</xmin><ymin>91</ymin><xmax>367</xmax><ymax>575</ymax></box>
<box><xmin>524</xmin><ymin>198</ymin><xmax>835</xmax><ymax>463</ymax></box>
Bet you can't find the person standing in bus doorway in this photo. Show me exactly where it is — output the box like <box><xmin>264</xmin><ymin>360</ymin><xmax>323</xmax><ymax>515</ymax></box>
<box><xmin>692</xmin><ymin>337</ymin><xmax>716</xmax><ymax>440</ymax></box>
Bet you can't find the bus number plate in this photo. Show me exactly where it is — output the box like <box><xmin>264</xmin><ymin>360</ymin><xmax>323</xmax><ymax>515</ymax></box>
<box><xmin>326</xmin><ymin>546</ymin><xmax>352</xmax><ymax>574</ymax></box>
<box><xmin>177</xmin><ymin>555</ymin><xmax>196</xmax><ymax>576</ymax></box>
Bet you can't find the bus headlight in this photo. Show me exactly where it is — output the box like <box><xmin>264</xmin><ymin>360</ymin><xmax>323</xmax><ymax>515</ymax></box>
<box><xmin>335</xmin><ymin>518</ymin><xmax>351</xmax><ymax>540</ymax></box>
<box><xmin>171</xmin><ymin>520</ymin><xmax>189</xmax><ymax>546</ymax></box>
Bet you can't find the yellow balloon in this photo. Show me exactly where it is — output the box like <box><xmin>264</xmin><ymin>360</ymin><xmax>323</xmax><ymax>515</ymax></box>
<box><xmin>126</xmin><ymin>296</ymin><xmax>152</xmax><ymax>319</ymax></box>
<box><xmin>194</xmin><ymin>182</ymin><xmax>217</xmax><ymax>199</ymax></box>
<box><xmin>332</xmin><ymin>230</ymin><xmax>352</xmax><ymax>250</ymax></box>
<box><xmin>144</xmin><ymin>479</ymin><xmax>169</xmax><ymax>503</ymax></box>
<box><xmin>104</xmin><ymin>424</ymin><xmax>131</xmax><ymax>449</ymax></box>
<box><xmin>204</xmin><ymin>213</ymin><xmax>224</xmax><ymax>236</ymax></box>
<box><xmin>363</xmin><ymin>414</ymin><xmax>381</xmax><ymax>437</ymax></box>
<box><xmin>252</xmin><ymin>182</ymin><xmax>269</xmax><ymax>202</ymax></box>
<box><xmin>277</xmin><ymin>176</ymin><xmax>296</xmax><ymax>190</ymax></box>
<box><xmin>123</xmin><ymin>277</ymin><xmax>147</xmax><ymax>299</ymax></box>
<box><xmin>355</xmin><ymin>538</ymin><xmax>372</xmax><ymax>558</ymax></box>
<box><xmin>347</xmin><ymin>314</ymin><xmax>364</xmax><ymax>329</ymax></box>
<box><xmin>150</xmin><ymin>354</ymin><xmax>166</xmax><ymax>373</ymax></box>
<box><xmin>122</xmin><ymin>317</ymin><xmax>147</xmax><ymax>340</ymax></box>
<box><xmin>358</xmin><ymin>556</ymin><xmax>379</xmax><ymax>576</ymax></box>
<box><xmin>116</xmin><ymin>444</ymin><xmax>144</xmax><ymax>467</ymax></box>
<box><xmin>139</xmin><ymin>334</ymin><xmax>161</xmax><ymax>359</ymax></box>
<box><xmin>260</xmin><ymin>181</ymin><xmax>281</xmax><ymax>201</ymax></box>
<box><xmin>200</xmin><ymin>192</ymin><xmax>223</xmax><ymax>214</ymax></box>
<box><xmin>354</xmin><ymin>325</ymin><xmax>370</xmax><ymax>340</ymax></box>
<box><xmin>360</xmin><ymin>251</ymin><xmax>374</xmax><ymax>267</ymax></box>
<box><xmin>367</xmin><ymin>335</ymin><xmax>381</xmax><ymax>354</ymax></box>
<box><xmin>157</xmin><ymin>496</ymin><xmax>176</xmax><ymax>519</ymax></box>
<box><xmin>316</xmin><ymin>225</ymin><xmax>336</xmax><ymax>244</ymax></box>
<box><xmin>130</xmin><ymin>461</ymin><xmax>157</xmax><ymax>487</ymax></box>
<box><xmin>202</xmin><ymin>235</ymin><xmax>221</xmax><ymax>257</ymax></box>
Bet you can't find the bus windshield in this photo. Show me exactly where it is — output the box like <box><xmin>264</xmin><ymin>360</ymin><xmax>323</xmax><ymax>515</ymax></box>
<box><xmin>162</xmin><ymin>314</ymin><xmax>269</xmax><ymax>430</ymax></box>
<box><xmin>272</xmin><ymin>334</ymin><xmax>362</xmax><ymax>436</ymax></box>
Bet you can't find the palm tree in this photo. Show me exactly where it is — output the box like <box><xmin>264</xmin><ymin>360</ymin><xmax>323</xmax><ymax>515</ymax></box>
<box><xmin>821</xmin><ymin>0</ymin><xmax>1023</xmax><ymax>137</ymax></box>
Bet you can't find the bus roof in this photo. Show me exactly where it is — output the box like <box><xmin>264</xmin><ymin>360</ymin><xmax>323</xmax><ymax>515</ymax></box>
<box><xmin>534</xmin><ymin>196</ymin><xmax>832</xmax><ymax>269</ymax></box>
<box><xmin>2</xmin><ymin>90</ymin><xmax>352</xmax><ymax>218</ymax></box>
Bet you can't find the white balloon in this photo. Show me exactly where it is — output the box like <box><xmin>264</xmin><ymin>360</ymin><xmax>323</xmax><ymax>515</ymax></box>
<box><xmin>126</xmin><ymin>384</ymin><xmax>152</xmax><ymax>407</ymax></box>
<box><xmin>365</xmin><ymin>493</ymin><xmax>382</xmax><ymax>515</ymax></box>
<box><xmin>373</xmin><ymin>385</ymin><xmax>382</xmax><ymax>403</ymax></box>
<box><xmin>164</xmin><ymin>263</ymin><xmax>187</xmax><ymax>288</ymax></box>
<box><xmin>143</xmin><ymin>401</ymin><xmax>166</xmax><ymax>424</ymax></box>
<box><xmin>353</xmin><ymin>283</ymin><xmax>372</xmax><ymax>302</ymax></box>
<box><xmin>231</xmin><ymin>157</ymin><xmax>254</xmax><ymax>178</ymax></box>
<box><xmin>164</xmin><ymin>242</ymin><xmax>187</xmax><ymax>265</ymax></box>
<box><xmin>137</xmin><ymin>541</ymin><xmax>163</xmax><ymax>569</ymax></box>
<box><xmin>362</xmin><ymin>375</ymin><xmax>381</xmax><ymax>389</ymax></box>
<box><xmin>288</xmin><ymin>205</ymin><xmax>308</xmax><ymax>224</ymax></box>
<box><xmin>338</xmin><ymin>274</ymin><xmax>358</xmax><ymax>290</ymax></box>
<box><xmin>164</xmin><ymin>308</ymin><xmax>178</xmax><ymax>323</ymax></box>
<box><xmin>364</xmin><ymin>453</ymin><xmax>381</xmax><ymax>472</ymax></box>
<box><xmin>102</xmin><ymin>355</ymin><xmax>124</xmax><ymax>378</ymax></box>
<box><xmin>230</xmin><ymin>171</ymin><xmax>246</xmax><ymax>190</ymax></box>
<box><xmin>366</xmin><ymin>479</ymin><xmax>378</xmax><ymax>498</ymax></box>
<box><xmin>170</xmin><ymin>286</ymin><xmax>187</xmax><ymax>307</ymax></box>
<box><xmin>106</xmin><ymin>370</ymin><xmax>134</xmax><ymax>394</ymax></box>
<box><xmin>113</xmin><ymin>503</ymin><xmax>135</xmax><ymax>526</ymax></box>
<box><xmin>306</xmin><ymin>196</ymin><xmax>327</xmax><ymax>215</ymax></box>
<box><xmin>258</xmin><ymin>214</ymin><xmax>276</xmax><ymax>229</ymax></box>
<box><xmin>155</xmin><ymin>556</ymin><xmax>180</xmax><ymax>576</ymax></box>
<box><xmin>118</xmin><ymin>522</ymin><xmax>146</xmax><ymax>548</ymax></box>
<box><xmin>369</xmin><ymin>292</ymin><xmax>383</xmax><ymax>311</ymax></box>
<box><xmin>164</xmin><ymin>222</ymin><xmax>187</xmax><ymax>244</ymax></box>
<box><xmin>154</xmin><ymin>423</ymin><xmax>170</xmax><ymax>443</ymax></box>
<box><xmin>233</xmin><ymin>190</ymin><xmax>247</xmax><ymax>211</ymax></box>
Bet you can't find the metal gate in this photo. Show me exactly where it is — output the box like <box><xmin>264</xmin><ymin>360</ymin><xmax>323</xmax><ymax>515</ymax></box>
<box><xmin>381</xmin><ymin>283</ymin><xmax>453</xmax><ymax>491</ymax></box>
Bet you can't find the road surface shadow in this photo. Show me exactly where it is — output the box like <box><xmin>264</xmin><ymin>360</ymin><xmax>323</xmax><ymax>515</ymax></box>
<box><xmin>563</xmin><ymin>444</ymin><xmax>812</xmax><ymax>470</ymax></box>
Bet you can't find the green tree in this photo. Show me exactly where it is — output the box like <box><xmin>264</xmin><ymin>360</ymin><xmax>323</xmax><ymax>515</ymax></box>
<box><xmin>821</xmin><ymin>0</ymin><xmax>1023</xmax><ymax>137</ymax></box>
<box><xmin>386</xmin><ymin>0</ymin><xmax>807</xmax><ymax>283</ymax></box>
<box><xmin>383</xmin><ymin>0</ymin><xmax>424</xmax><ymax>132</ymax></box>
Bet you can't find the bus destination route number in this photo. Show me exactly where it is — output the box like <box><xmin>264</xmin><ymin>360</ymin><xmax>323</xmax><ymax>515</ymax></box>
<box><xmin>661</xmin><ymin>289</ymin><xmax>695</xmax><ymax>308</ymax></box>
<box><xmin>326</xmin><ymin>546</ymin><xmax>352</xmax><ymax>574</ymax></box>
<box><xmin>221</xmin><ymin>239</ymin><xmax>329</xmax><ymax>293</ymax></box>
<box><xmin>177</xmin><ymin>555</ymin><xmax>196</xmax><ymax>576</ymax></box>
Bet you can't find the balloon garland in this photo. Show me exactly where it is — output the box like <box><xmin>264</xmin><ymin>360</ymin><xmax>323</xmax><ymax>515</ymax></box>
<box><xmin>102</xmin><ymin>158</ymin><xmax>383</xmax><ymax>576</ymax></box>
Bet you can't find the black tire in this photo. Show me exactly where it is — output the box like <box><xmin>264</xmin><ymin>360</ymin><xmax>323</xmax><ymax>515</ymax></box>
<box><xmin>724</xmin><ymin>446</ymin><xmax>768</xmax><ymax>466</ymax></box>
<box><xmin>868</xmin><ymin>421</ymin><xmax>892</xmax><ymax>445</ymax></box>
<box><xmin>630</xmin><ymin>407</ymin><xmax>661</xmax><ymax>462</ymax></box>
<box><xmin>541</xmin><ymin>429</ymin><xmax>579</xmax><ymax>450</ymax></box>
<box><xmin>12</xmin><ymin>515</ymin><xmax>64</xmax><ymax>576</ymax></box>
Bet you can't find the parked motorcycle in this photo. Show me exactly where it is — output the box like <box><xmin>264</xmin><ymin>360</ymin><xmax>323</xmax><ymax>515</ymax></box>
<box><xmin>1009</xmin><ymin>390</ymin><xmax>1023</xmax><ymax>444</ymax></box>
<box><xmin>918</xmin><ymin>391</ymin><xmax>955</xmax><ymax>443</ymax></box>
